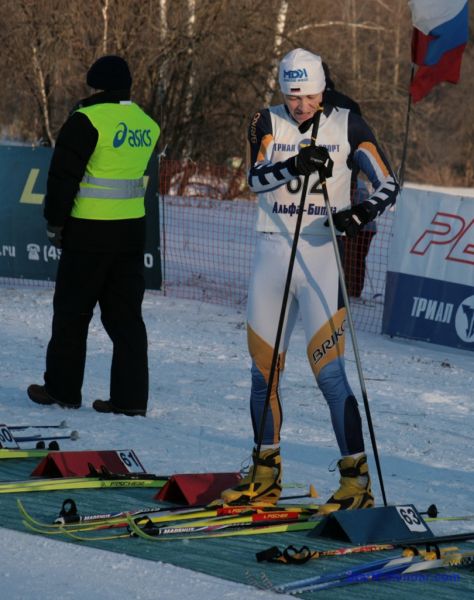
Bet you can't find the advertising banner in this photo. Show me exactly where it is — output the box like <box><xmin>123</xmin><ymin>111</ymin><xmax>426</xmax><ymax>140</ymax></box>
<box><xmin>382</xmin><ymin>186</ymin><xmax>474</xmax><ymax>351</ymax></box>
<box><xmin>0</xmin><ymin>145</ymin><xmax>161</xmax><ymax>289</ymax></box>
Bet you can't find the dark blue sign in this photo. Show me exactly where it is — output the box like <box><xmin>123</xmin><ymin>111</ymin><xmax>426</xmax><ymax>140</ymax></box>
<box><xmin>0</xmin><ymin>146</ymin><xmax>161</xmax><ymax>289</ymax></box>
<box><xmin>383</xmin><ymin>271</ymin><xmax>474</xmax><ymax>350</ymax></box>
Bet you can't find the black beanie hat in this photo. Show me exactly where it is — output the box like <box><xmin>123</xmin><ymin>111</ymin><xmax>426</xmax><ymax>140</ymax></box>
<box><xmin>87</xmin><ymin>55</ymin><xmax>132</xmax><ymax>91</ymax></box>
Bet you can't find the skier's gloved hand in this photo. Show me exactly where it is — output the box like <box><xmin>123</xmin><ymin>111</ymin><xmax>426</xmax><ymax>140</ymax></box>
<box><xmin>46</xmin><ymin>224</ymin><xmax>63</xmax><ymax>248</ymax></box>
<box><xmin>326</xmin><ymin>201</ymin><xmax>377</xmax><ymax>239</ymax></box>
<box><xmin>293</xmin><ymin>146</ymin><xmax>333</xmax><ymax>178</ymax></box>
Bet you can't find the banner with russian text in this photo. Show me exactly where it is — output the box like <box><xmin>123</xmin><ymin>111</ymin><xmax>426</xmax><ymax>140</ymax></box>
<box><xmin>382</xmin><ymin>186</ymin><xmax>474</xmax><ymax>351</ymax></box>
<box><xmin>0</xmin><ymin>146</ymin><xmax>161</xmax><ymax>289</ymax></box>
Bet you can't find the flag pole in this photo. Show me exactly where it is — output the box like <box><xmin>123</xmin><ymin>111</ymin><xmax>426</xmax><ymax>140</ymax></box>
<box><xmin>398</xmin><ymin>65</ymin><xmax>415</xmax><ymax>189</ymax></box>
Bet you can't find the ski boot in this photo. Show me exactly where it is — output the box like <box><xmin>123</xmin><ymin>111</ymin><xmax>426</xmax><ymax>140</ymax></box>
<box><xmin>318</xmin><ymin>453</ymin><xmax>374</xmax><ymax>515</ymax></box>
<box><xmin>219</xmin><ymin>447</ymin><xmax>282</xmax><ymax>505</ymax></box>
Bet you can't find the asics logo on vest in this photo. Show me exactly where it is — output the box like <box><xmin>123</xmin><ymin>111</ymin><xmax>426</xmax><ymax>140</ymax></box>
<box><xmin>113</xmin><ymin>122</ymin><xmax>153</xmax><ymax>148</ymax></box>
<box><xmin>283</xmin><ymin>68</ymin><xmax>308</xmax><ymax>80</ymax></box>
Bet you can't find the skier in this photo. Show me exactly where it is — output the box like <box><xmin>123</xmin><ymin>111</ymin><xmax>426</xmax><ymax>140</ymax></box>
<box><xmin>220</xmin><ymin>48</ymin><xmax>398</xmax><ymax>511</ymax></box>
<box><xmin>27</xmin><ymin>55</ymin><xmax>160</xmax><ymax>416</ymax></box>
<box><xmin>342</xmin><ymin>179</ymin><xmax>377</xmax><ymax>298</ymax></box>
<box><xmin>321</xmin><ymin>65</ymin><xmax>377</xmax><ymax>299</ymax></box>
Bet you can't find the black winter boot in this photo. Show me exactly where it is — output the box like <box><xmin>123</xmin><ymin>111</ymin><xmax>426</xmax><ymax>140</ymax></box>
<box><xmin>92</xmin><ymin>399</ymin><xmax>146</xmax><ymax>417</ymax></box>
<box><xmin>27</xmin><ymin>384</ymin><xmax>80</xmax><ymax>409</ymax></box>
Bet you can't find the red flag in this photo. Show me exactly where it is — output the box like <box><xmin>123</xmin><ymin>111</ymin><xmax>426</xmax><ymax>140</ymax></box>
<box><xmin>409</xmin><ymin>1</ymin><xmax>468</xmax><ymax>102</ymax></box>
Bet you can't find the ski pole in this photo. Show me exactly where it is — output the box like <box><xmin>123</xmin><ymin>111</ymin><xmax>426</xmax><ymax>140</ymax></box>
<box><xmin>321</xmin><ymin>172</ymin><xmax>387</xmax><ymax>506</ymax></box>
<box><xmin>274</xmin><ymin>553</ymin><xmax>419</xmax><ymax>593</ymax></box>
<box><xmin>276</xmin><ymin>550</ymin><xmax>474</xmax><ymax>594</ymax></box>
<box><xmin>252</xmin><ymin>109</ymin><xmax>323</xmax><ymax>487</ymax></box>
<box><xmin>257</xmin><ymin>541</ymin><xmax>460</xmax><ymax>565</ymax></box>
<box><xmin>13</xmin><ymin>431</ymin><xmax>79</xmax><ymax>443</ymax></box>
<box><xmin>7</xmin><ymin>420</ymin><xmax>68</xmax><ymax>431</ymax></box>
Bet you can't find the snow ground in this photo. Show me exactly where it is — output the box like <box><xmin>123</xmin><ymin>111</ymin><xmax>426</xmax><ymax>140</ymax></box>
<box><xmin>0</xmin><ymin>286</ymin><xmax>473</xmax><ymax>599</ymax></box>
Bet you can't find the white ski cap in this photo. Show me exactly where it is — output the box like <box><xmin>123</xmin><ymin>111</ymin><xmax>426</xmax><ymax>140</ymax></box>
<box><xmin>279</xmin><ymin>48</ymin><xmax>326</xmax><ymax>95</ymax></box>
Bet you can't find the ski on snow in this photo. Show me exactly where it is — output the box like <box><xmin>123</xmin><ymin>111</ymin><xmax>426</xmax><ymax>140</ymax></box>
<box><xmin>0</xmin><ymin>473</ymin><xmax>168</xmax><ymax>494</ymax></box>
<box><xmin>0</xmin><ymin>445</ymin><xmax>59</xmax><ymax>459</ymax></box>
<box><xmin>18</xmin><ymin>499</ymin><xmax>322</xmax><ymax>538</ymax></box>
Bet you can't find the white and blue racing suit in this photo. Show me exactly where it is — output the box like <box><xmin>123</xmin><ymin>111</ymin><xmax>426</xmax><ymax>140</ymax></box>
<box><xmin>246</xmin><ymin>103</ymin><xmax>398</xmax><ymax>455</ymax></box>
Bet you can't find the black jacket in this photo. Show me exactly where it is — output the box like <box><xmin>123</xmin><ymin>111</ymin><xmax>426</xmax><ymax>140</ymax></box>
<box><xmin>323</xmin><ymin>89</ymin><xmax>362</xmax><ymax>116</ymax></box>
<box><xmin>44</xmin><ymin>90</ymin><xmax>150</xmax><ymax>253</ymax></box>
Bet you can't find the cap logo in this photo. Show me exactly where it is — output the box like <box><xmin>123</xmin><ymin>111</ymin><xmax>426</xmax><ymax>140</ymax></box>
<box><xmin>283</xmin><ymin>68</ymin><xmax>308</xmax><ymax>81</ymax></box>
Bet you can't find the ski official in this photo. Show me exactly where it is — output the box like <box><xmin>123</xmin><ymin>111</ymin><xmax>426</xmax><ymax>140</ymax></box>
<box><xmin>28</xmin><ymin>55</ymin><xmax>160</xmax><ymax>417</ymax></box>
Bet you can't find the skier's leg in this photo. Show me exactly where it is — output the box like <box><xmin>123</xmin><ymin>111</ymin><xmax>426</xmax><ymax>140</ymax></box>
<box><xmin>298</xmin><ymin>236</ymin><xmax>373</xmax><ymax>511</ymax></box>
<box><xmin>221</xmin><ymin>233</ymin><xmax>298</xmax><ymax>504</ymax></box>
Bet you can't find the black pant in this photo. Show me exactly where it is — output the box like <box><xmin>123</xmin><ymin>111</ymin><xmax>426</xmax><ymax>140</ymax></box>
<box><xmin>342</xmin><ymin>232</ymin><xmax>376</xmax><ymax>298</ymax></box>
<box><xmin>44</xmin><ymin>250</ymin><xmax>148</xmax><ymax>410</ymax></box>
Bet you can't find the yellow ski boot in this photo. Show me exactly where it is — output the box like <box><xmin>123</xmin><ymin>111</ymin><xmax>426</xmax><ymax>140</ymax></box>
<box><xmin>319</xmin><ymin>454</ymin><xmax>374</xmax><ymax>515</ymax></box>
<box><xmin>220</xmin><ymin>448</ymin><xmax>282</xmax><ymax>506</ymax></box>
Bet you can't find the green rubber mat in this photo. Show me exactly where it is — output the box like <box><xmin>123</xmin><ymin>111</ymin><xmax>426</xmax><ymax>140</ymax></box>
<box><xmin>0</xmin><ymin>457</ymin><xmax>43</xmax><ymax>481</ymax></box>
<box><xmin>1</xmin><ymin>461</ymin><xmax>473</xmax><ymax>599</ymax></box>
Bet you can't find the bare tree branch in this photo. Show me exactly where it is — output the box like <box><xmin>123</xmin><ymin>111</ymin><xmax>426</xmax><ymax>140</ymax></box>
<box><xmin>263</xmin><ymin>0</ymin><xmax>289</xmax><ymax>107</ymax></box>
<box><xmin>101</xmin><ymin>0</ymin><xmax>110</xmax><ymax>54</ymax></box>
<box><xmin>291</xmin><ymin>21</ymin><xmax>387</xmax><ymax>34</ymax></box>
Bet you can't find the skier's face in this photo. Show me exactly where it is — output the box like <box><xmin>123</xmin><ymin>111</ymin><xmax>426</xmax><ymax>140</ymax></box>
<box><xmin>284</xmin><ymin>93</ymin><xmax>323</xmax><ymax>124</ymax></box>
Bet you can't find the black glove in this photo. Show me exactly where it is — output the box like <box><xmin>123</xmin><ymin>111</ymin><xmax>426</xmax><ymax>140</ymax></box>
<box><xmin>294</xmin><ymin>146</ymin><xmax>334</xmax><ymax>178</ymax></box>
<box><xmin>327</xmin><ymin>202</ymin><xmax>377</xmax><ymax>239</ymax></box>
<box><xmin>46</xmin><ymin>224</ymin><xmax>63</xmax><ymax>248</ymax></box>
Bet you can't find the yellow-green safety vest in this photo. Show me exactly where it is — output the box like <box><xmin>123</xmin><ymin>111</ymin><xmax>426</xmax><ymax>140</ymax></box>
<box><xmin>72</xmin><ymin>102</ymin><xmax>160</xmax><ymax>220</ymax></box>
